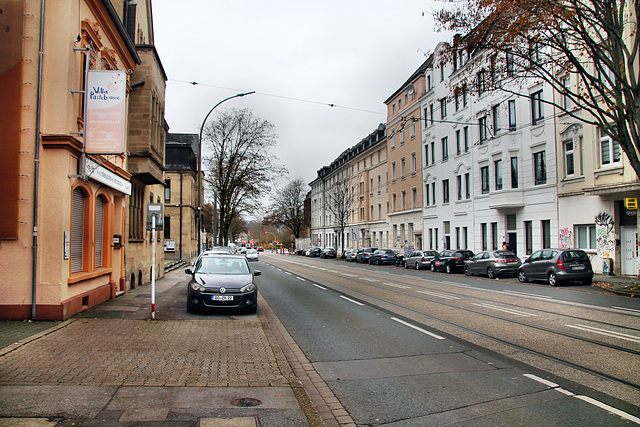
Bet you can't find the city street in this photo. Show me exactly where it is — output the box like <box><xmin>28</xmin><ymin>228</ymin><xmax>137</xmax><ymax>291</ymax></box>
<box><xmin>258</xmin><ymin>252</ymin><xmax>640</xmax><ymax>425</ymax></box>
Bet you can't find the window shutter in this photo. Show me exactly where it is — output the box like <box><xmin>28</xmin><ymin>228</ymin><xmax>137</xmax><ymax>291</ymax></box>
<box><xmin>95</xmin><ymin>196</ymin><xmax>104</xmax><ymax>268</ymax></box>
<box><xmin>71</xmin><ymin>188</ymin><xmax>84</xmax><ymax>273</ymax></box>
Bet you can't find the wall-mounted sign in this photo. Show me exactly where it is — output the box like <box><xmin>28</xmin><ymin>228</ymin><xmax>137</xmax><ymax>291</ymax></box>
<box><xmin>147</xmin><ymin>203</ymin><xmax>163</xmax><ymax>231</ymax></box>
<box><xmin>625</xmin><ymin>198</ymin><xmax>637</xmax><ymax>210</ymax></box>
<box><xmin>86</xmin><ymin>159</ymin><xmax>131</xmax><ymax>195</ymax></box>
<box><xmin>85</xmin><ymin>70</ymin><xmax>126</xmax><ymax>154</ymax></box>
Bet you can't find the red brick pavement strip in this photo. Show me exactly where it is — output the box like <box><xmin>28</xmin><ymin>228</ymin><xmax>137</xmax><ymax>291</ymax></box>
<box><xmin>258</xmin><ymin>294</ymin><xmax>357</xmax><ymax>427</ymax></box>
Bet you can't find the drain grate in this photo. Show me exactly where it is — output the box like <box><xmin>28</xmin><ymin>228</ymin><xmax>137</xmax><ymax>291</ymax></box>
<box><xmin>231</xmin><ymin>398</ymin><xmax>262</xmax><ymax>407</ymax></box>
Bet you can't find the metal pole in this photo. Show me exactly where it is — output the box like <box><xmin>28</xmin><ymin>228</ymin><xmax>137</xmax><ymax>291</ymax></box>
<box><xmin>151</xmin><ymin>215</ymin><xmax>156</xmax><ymax>319</ymax></box>
<box><xmin>213</xmin><ymin>190</ymin><xmax>217</xmax><ymax>246</ymax></box>
<box><xmin>197</xmin><ymin>91</ymin><xmax>255</xmax><ymax>254</ymax></box>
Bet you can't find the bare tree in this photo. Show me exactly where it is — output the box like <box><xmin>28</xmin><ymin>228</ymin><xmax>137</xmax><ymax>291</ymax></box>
<box><xmin>202</xmin><ymin>108</ymin><xmax>286</xmax><ymax>245</ymax></box>
<box><xmin>434</xmin><ymin>0</ymin><xmax>640</xmax><ymax>178</ymax></box>
<box><xmin>326</xmin><ymin>177</ymin><xmax>351</xmax><ymax>256</ymax></box>
<box><xmin>267</xmin><ymin>178</ymin><xmax>309</xmax><ymax>238</ymax></box>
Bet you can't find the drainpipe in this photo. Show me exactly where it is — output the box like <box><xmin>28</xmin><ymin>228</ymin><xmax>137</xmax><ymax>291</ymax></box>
<box><xmin>31</xmin><ymin>0</ymin><xmax>45</xmax><ymax>320</ymax></box>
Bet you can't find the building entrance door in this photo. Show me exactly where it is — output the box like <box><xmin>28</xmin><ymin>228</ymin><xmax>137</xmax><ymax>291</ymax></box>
<box><xmin>508</xmin><ymin>232</ymin><xmax>517</xmax><ymax>256</ymax></box>
<box><xmin>621</xmin><ymin>226</ymin><xmax>638</xmax><ymax>276</ymax></box>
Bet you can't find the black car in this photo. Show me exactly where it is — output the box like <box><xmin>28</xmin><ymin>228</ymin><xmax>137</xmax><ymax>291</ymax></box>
<box><xmin>369</xmin><ymin>249</ymin><xmax>398</xmax><ymax>265</ymax></box>
<box><xmin>431</xmin><ymin>250</ymin><xmax>475</xmax><ymax>273</ymax></box>
<box><xmin>356</xmin><ymin>247</ymin><xmax>378</xmax><ymax>263</ymax></box>
<box><xmin>320</xmin><ymin>247</ymin><xmax>337</xmax><ymax>258</ymax></box>
<box><xmin>186</xmin><ymin>254</ymin><xmax>260</xmax><ymax>313</ymax></box>
<box><xmin>517</xmin><ymin>248</ymin><xmax>593</xmax><ymax>286</ymax></box>
<box><xmin>307</xmin><ymin>247</ymin><xmax>322</xmax><ymax>257</ymax></box>
<box><xmin>464</xmin><ymin>251</ymin><xmax>521</xmax><ymax>278</ymax></box>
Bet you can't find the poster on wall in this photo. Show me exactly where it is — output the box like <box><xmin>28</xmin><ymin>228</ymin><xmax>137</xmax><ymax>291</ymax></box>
<box><xmin>85</xmin><ymin>70</ymin><xmax>126</xmax><ymax>154</ymax></box>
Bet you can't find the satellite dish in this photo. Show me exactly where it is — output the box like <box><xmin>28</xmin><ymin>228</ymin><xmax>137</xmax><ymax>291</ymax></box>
<box><xmin>407</xmin><ymin>84</ymin><xmax>416</xmax><ymax>96</ymax></box>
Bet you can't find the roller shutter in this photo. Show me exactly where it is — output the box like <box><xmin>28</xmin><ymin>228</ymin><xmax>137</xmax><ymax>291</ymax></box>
<box><xmin>71</xmin><ymin>188</ymin><xmax>84</xmax><ymax>273</ymax></box>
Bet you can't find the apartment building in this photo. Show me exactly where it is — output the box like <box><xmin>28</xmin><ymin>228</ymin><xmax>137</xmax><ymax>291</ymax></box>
<box><xmin>384</xmin><ymin>58</ymin><xmax>430</xmax><ymax>255</ymax></box>
<box><xmin>0</xmin><ymin>0</ymin><xmax>141</xmax><ymax>320</ymax></box>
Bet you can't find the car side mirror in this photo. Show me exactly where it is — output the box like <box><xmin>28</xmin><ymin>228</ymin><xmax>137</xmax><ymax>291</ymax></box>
<box><xmin>253</xmin><ymin>270</ymin><xmax>261</xmax><ymax>276</ymax></box>
<box><xmin>185</xmin><ymin>268</ymin><xmax>193</xmax><ymax>275</ymax></box>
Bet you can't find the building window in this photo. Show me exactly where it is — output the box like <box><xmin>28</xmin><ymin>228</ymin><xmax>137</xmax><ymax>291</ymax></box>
<box><xmin>392</xmin><ymin>162</ymin><xmax>396</xmax><ymax>181</ymax></box>
<box><xmin>542</xmin><ymin>220</ymin><xmax>551</xmax><ymax>248</ymax></box>
<box><xmin>462</xmin><ymin>85</ymin><xmax>468</xmax><ymax>107</ymax></box>
<box><xmin>400</xmin><ymin>127</ymin><xmax>405</xmax><ymax>144</ymax></box>
<box><xmin>506</xmin><ymin>49</ymin><xmax>514</xmax><ymax>76</ymax></box>
<box><xmin>456</xmin><ymin>130</ymin><xmax>461</xmax><ymax>155</ymax></box>
<box><xmin>531</xmin><ymin>90</ymin><xmax>544</xmax><ymax>125</ymax></box>
<box><xmin>129</xmin><ymin>180</ymin><xmax>144</xmax><ymax>239</ymax></box>
<box><xmin>402</xmin><ymin>191</ymin><xmax>407</xmax><ymax>210</ymax></box>
<box><xmin>479</xmin><ymin>116</ymin><xmax>488</xmax><ymax>142</ymax></box>
<box><xmin>440</xmin><ymin>60</ymin><xmax>445</xmax><ymax>81</ymax></box>
<box><xmin>378</xmin><ymin>175</ymin><xmax>382</xmax><ymax>192</ymax></box>
<box><xmin>463</xmin><ymin>126</ymin><xmax>469</xmax><ymax>152</ymax></box>
<box><xmin>390</xmin><ymin>131</ymin><xmax>396</xmax><ymax>149</ymax></box>
<box><xmin>463</xmin><ymin>227</ymin><xmax>468</xmax><ymax>249</ymax></box>
<box><xmin>164</xmin><ymin>215</ymin><xmax>171</xmax><ymax>239</ymax></box>
<box><xmin>508</xmin><ymin>100</ymin><xmax>517</xmax><ymax>131</ymax></box>
<box><xmin>564</xmin><ymin>140</ymin><xmax>575</xmax><ymax>176</ymax></box>
<box><xmin>481</xmin><ymin>223</ymin><xmax>488</xmax><ymax>250</ymax></box>
<box><xmin>431</xmin><ymin>142</ymin><xmax>435</xmax><ymax>165</ymax></box>
<box><xmin>600</xmin><ymin>130</ymin><xmax>621</xmax><ymax>166</ymax></box>
<box><xmin>562</xmin><ymin>76</ymin><xmax>572</xmax><ymax>110</ymax></box>
<box><xmin>429</xmin><ymin>104</ymin><xmax>434</xmax><ymax>125</ymax></box>
<box><xmin>443</xmin><ymin>179</ymin><xmax>450</xmax><ymax>204</ymax></box>
<box><xmin>424</xmin><ymin>144</ymin><xmax>429</xmax><ymax>166</ymax></box>
<box><xmin>492</xmin><ymin>104</ymin><xmax>500</xmax><ymax>133</ymax></box>
<box><xmin>410</xmin><ymin>118</ymin><xmax>416</xmax><ymax>138</ymax></box>
<box><xmin>511</xmin><ymin>156</ymin><xmax>519</xmax><ymax>188</ymax></box>
<box><xmin>525</xmin><ymin>221</ymin><xmax>533</xmax><ymax>255</ymax></box>
<box><xmin>393</xmin><ymin>193</ymin><xmax>397</xmax><ymax>211</ymax></box>
<box><xmin>576</xmin><ymin>225</ymin><xmax>596</xmax><ymax>249</ymax></box>
<box><xmin>425</xmin><ymin>184</ymin><xmax>430</xmax><ymax>206</ymax></box>
<box><xmin>481</xmin><ymin>166</ymin><xmax>490</xmax><ymax>194</ymax></box>
<box><xmin>440</xmin><ymin>98</ymin><xmax>447</xmax><ymax>119</ymax></box>
<box><xmin>164</xmin><ymin>179</ymin><xmax>171</xmax><ymax>202</ymax></box>
<box><xmin>431</xmin><ymin>182</ymin><xmax>436</xmax><ymax>205</ymax></box>
<box><xmin>456</xmin><ymin>175</ymin><xmax>462</xmax><ymax>200</ymax></box>
<box><xmin>465</xmin><ymin>173</ymin><xmax>470</xmax><ymax>199</ymax></box>
<box><xmin>494</xmin><ymin>159</ymin><xmax>502</xmax><ymax>190</ymax></box>
<box><xmin>477</xmin><ymin>70</ymin><xmax>486</xmax><ymax>94</ymax></box>
<box><xmin>411</xmin><ymin>153</ymin><xmax>417</xmax><ymax>175</ymax></box>
<box><xmin>71</xmin><ymin>187</ymin><xmax>86</xmax><ymax>274</ymax></box>
<box><xmin>534</xmin><ymin>151</ymin><xmax>547</xmax><ymax>185</ymax></box>
<box><xmin>401</xmin><ymin>158</ymin><xmax>406</xmax><ymax>178</ymax></box>
<box><xmin>412</xmin><ymin>188</ymin><xmax>417</xmax><ymax>208</ymax></box>
<box><xmin>491</xmin><ymin>222</ymin><xmax>498</xmax><ymax>250</ymax></box>
<box><xmin>455</xmin><ymin>227</ymin><xmax>460</xmax><ymax>249</ymax></box>
<box><xmin>442</xmin><ymin>137</ymin><xmax>449</xmax><ymax>161</ymax></box>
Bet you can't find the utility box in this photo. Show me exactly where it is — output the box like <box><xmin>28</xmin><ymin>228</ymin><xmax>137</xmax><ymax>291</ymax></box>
<box><xmin>602</xmin><ymin>257</ymin><xmax>613</xmax><ymax>275</ymax></box>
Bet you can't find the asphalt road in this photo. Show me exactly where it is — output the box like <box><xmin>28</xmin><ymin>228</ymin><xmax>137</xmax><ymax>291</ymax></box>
<box><xmin>258</xmin><ymin>252</ymin><xmax>640</xmax><ymax>426</ymax></box>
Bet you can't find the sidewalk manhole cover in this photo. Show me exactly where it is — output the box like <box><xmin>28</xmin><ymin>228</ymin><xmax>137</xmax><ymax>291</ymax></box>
<box><xmin>232</xmin><ymin>398</ymin><xmax>262</xmax><ymax>407</ymax></box>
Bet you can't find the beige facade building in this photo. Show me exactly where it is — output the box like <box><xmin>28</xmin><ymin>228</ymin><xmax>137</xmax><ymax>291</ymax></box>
<box><xmin>0</xmin><ymin>0</ymin><xmax>141</xmax><ymax>320</ymax></box>
<box><xmin>384</xmin><ymin>59</ymin><xmax>430</xmax><ymax>255</ymax></box>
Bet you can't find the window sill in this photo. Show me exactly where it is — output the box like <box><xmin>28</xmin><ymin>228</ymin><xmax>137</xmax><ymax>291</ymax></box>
<box><xmin>68</xmin><ymin>268</ymin><xmax>113</xmax><ymax>285</ymax></box>
<box><xmin>595</xmin><ymin>165</ymin><xmax>623</xmax><ymax>178</ymax></box>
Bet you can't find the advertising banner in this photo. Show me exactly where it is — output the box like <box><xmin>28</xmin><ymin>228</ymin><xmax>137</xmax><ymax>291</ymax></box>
<box><xmin>85</xmin><ymin>70</ymin><xmax>126</xmax><ymax>154</ymax></box>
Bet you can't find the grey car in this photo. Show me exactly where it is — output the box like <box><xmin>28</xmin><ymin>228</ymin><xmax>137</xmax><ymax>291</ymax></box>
<box><xmin>517</xmin><ymin>248</ymin><xmax>594</xmax><ymax>286</ymax></box>
<box><xmin>186</xmin><ymin>254</ymin><xmax>260</xmax><ymax>313</ymax></box>
<box><xmin>356</xmin><ymin>247</ymin><xmax>378</xmax><ymax>263</ymax></box>
<box><xmin>464</xmin><ymin>251</ymin><xmax>521</xmax><ymax>278</ymax></box>
<box><xmin>405</xmin><ymin>250</ymin><xmax>439</xmax><ymax>270</ymax></box>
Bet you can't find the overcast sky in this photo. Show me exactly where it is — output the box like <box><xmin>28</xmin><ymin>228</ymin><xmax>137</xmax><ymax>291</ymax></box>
<box><xmin>153</xmin><ymin>0</ymin><xmax>451</xmax><ymax>192</ymax></box>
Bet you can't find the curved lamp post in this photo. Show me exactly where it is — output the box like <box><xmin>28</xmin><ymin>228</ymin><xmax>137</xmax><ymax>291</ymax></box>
<box><xmin>197</xmin><ymin>91</ymin><xmax>255</xmax><ymax>252</ymax></box>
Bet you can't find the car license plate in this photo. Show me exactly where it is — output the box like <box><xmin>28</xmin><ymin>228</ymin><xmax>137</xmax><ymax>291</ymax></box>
<box><xmin>572</xmin><ymin>265</ymin><xmax>585</xmax><ymax>271</ymax></box>
<box><xmin>213</xmin><ymin>295</ymin><xmax>234</xmax><ymax>301</ymax></box>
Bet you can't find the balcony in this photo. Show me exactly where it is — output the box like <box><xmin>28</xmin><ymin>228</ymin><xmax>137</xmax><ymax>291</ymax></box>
<box><xmin>488</xmin><ymin>189</ymin><xmax>525</xmax><ymax>209</ymax></box>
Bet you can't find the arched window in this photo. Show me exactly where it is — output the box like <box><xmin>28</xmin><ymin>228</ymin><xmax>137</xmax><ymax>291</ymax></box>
<box><xmin>71</xmin><ymin>188</ymin><xmax>85</xmax><ymax>273</ymax></box>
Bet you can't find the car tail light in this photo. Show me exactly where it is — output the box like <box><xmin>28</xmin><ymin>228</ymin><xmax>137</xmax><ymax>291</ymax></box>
<box><xmin>421</xmin><ymin>257</ymin><xmax>425</xmax><ymax>262</ymax></box>
<box><xmin>556</xmin><ymin>259</ymin><xmax>565</xmax><ymax>270</ymax></box>
<box><xmin>496</xmin><ymin>259</ymin><xmax>506</xmax><ymax>263</ymax></box>
<box><xmin>453</xmin><ymin>257</ymin><xmax>462</xmax><ymax>261</ymax></box>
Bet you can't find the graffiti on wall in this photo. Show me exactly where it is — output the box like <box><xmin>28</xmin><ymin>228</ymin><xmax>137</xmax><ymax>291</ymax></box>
<box><xmin>595</xmin><ymin>212</ymin><xmax>615</xmax><ymax>258</ymax></box>
<box><xmin>559</xmin><ymin>227</ymin><xmax>572</xmax><ymax>248</ymax></box>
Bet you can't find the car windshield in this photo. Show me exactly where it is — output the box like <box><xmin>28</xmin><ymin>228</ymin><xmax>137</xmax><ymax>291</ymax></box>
<box><xmin>458</xmin><ymin>251</ymin><xmax>474</xmax><ymax>258</ymax></box>
<box><xmin>196</xmin><ymin>257</ymin><xmax>250</xmax><ymax>275</ymax></box>
<box><xmin>246</xmin><ymin>249</ymin><xmax>257</xmax><ymax>254</ymax></box>
<box><xmin>563</xmin><ymin>250</ymin><xmax>589</xmax><ymax>262</ymax></box>
<box><xmin>383</xmin><ymin>250</ymin><xmax>396</xmax><ymax>254</ymax></box>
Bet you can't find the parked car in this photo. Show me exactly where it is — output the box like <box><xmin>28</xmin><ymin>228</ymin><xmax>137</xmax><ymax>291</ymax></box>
<box><xmin>517</xmin><ymin>248</ymin><xmax>593</xmax><ymax>286</ymax></box>
<box><xmin>245</xmin><ymin>248</ymin><xmax>259</xmax><ymax>261</ymax></box>
<box><xmin>356</xmin><ymin>247</ymin><xmax>378</xmax><ymax>263</ymax></box>
<box><xmin>257</xmin><ymin>247</ymin><xmax>264</xmax><ymax>252</ymax></box>
<box><xmin>306</xmin><ymin>247</ymin><xmax>322</xmax><ymax>257</ymax></box>
<box><xmin>192</xmin><ymin>247</ymin><xmax>234</xmax><ymax>267</ymax></box>
<box><xmin>320</xmin><ymin>247</ymin><xmax>337</xmax><ymax>258</ymax></box>
<box><xmin>464</xmin><ymin>251</ymin><xmax>521</xmax><ymax>278</ymax></box>
<box><xmin>431</xmin><ymin>250</ymin><xmax>475</xmax><ymax>273</ymax></box>
<box><xmin>344</xmin><ymin>249</ymin><xmax>354</xmax><ymax>261</ymax></box>
<box><xmin>369</xmin><ymin>249</ymin><xmax>398</xmax><ymax>265</ymax></box>
<box><xmin>405</xmin><ymin>250</ymin><xmax>439</xmax><ymax>270</ymax></box>
<box><xmin>185</xmin><ymin>254</ymin><xmax>260</xmax><ymax>314</ymax></box>
<box><xmin>350</xmin><ymin>249</ymin><xmax>363</xmax><ymax>262</ymax></box>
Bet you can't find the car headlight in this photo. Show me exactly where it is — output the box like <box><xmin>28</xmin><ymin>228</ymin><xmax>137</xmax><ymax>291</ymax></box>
<box><xmin>190</xmin><ymin>281</ymin><xmax>205</xmax><ymax>292</ymax></box>
<box><xmin>240</xmin><ymin>283</ymin><xmax>255</xmax><ymax>293</ymax></box>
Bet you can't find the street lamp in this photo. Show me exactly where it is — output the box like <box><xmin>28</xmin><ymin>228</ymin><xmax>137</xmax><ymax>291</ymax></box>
<box><xmin>197</xmin><ymin>91</ymin><xmax>255</xmax><ymax>252</ymax></box>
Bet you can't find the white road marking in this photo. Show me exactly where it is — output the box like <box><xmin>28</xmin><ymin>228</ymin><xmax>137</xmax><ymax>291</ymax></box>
<box><xmin>382</xmin><ymin>282</ymin><xmax>411</xmax><ymax>289</ymax></box>
<box><xmin>285</xmin><ymin>272</ymin><xmax>292</xmax><ymax>276</ymax></box>
<box><xmin>391</xmin><ymin>317</ymin><xmax>446</xmax><ymax>340</ymax></box>
<box><xmin>613</xmin><ymin>306</ymin><xmax>640</xmax><ymax>314</ymax></box>
<box><xmin>417</xmin><ymin>290</ymin><xmax>460</xmax><ymax>300</ymax></box>
<box><xmin>341</xmin><ymin>273</ymin><xmax>356</xmax><ymax>277</ymax></box>
<box><xmin>524</xmin><ymin>374</ymin><xmax>640</xmax><ymax>424</ymax></box>
<box><xmin>312</xmin><ymin>284</ymin><xmax>327</xmax><ymax>290</ymax></box>
<box><xmin>361</xmin><ymin>277</ymin><xmax>378</xmax><ymax>282</ymax></box>
<box><xmin>502</xmin><ymin>290</ymin><xmax>553</xmax><ymax>299</ymax></box>
<box><xmin>340</xmin><ymin>296</ymin><xmax>364</xmax><ymax>306</ymax></box>
<box><xmin>566</xmin><ymin>324</ymin><xmax>640</xmax><ymax>344</ymax></box>
<box><xmin>473</xmin><ymin>303</ymin><xmax>538</xmax><ymax>317</ymax></box>
<box><xmin>297</xmin><ymin>277</ymin><xmax>306</xmax><ymax>282</ymax></box>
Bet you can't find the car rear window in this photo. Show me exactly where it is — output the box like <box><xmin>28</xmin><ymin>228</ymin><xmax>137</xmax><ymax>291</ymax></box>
<box><xmin>457</xmin><ymin>251</ymin><xmax>474</xmax><ymax>258</ymax></box>
<box><xmin>494</xmin><ymin>251</ymin><xmax>516</xmax><ymax>258</ymax></box>
<box><xmin>562</xmin><ymin>250</ymin><xmax>589</xmax><ymax>262</ymax></box>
